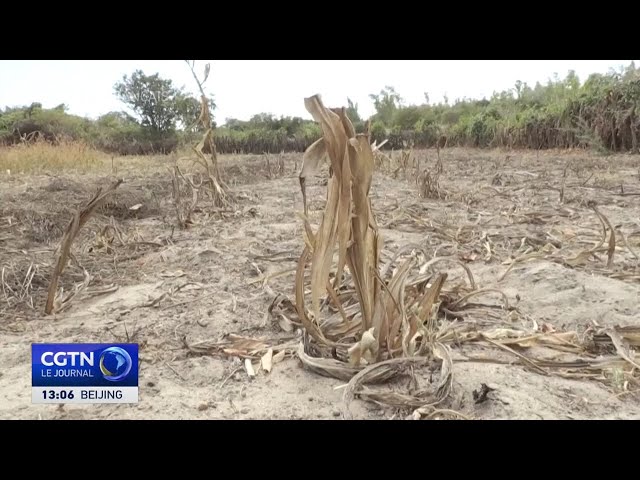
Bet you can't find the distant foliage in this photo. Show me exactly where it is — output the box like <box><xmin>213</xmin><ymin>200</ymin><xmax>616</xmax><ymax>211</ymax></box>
<box><xmin>1</xmin><ymin>62</ymin><xmax>639</xmax><ymax>155</ymax></box>
<box><xmin>113</xmin><ymin>70</ymin><xmax>213</xmax><ymax>133</ymax></box>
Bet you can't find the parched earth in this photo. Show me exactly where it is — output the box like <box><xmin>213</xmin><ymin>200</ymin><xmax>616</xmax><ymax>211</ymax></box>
<box><xmin>1</xmin><ymin>148</ymin><xmax>639</xmax><ymax>420</ymax></box>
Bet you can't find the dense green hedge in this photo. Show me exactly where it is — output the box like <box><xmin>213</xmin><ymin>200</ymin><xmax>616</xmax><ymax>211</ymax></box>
<box><xmin>2</xmin><ymin>63</ymin><xmax>638</xmax><ymax>155</ymax></box>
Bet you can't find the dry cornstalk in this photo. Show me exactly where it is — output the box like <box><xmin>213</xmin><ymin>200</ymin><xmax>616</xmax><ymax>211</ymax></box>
<box><xmin>185</xmin><ymin>60</ymin><xmax>229</xmax><ymax>208</ymax></box>
<box><xmin>588</xmin><ymin>201</ymin><xmax>616</xmax><ymax>268</ymax></box>
<box><xmin>294</xmin><ymin>94</ymin><xmax>458</xmax><ymax>409</ymax></box>
<box><xmin>45</xmin><ymin>179</ymin><xmax>122</xmax><ymax>315</ymax></box>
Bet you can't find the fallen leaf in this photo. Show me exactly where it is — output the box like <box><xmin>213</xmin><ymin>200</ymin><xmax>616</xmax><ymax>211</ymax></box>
<box><xmin>272</xmin><ymin>350</ymin><xmax>286</xmax><ymax>364</ymax></box>
<box><xmin>244</xmin><ymin>358</ymin><xmax>256</xmax><ymax>378</ymax></box>
<box><xmin>483</xmin><ymin>328</ymin><xmax>527</xmax><ymax>340</ymax></box>
<box><xmin>261</xmin><ymin>348</ymin><xmax>273</xmax><ymax>373</ymax></box>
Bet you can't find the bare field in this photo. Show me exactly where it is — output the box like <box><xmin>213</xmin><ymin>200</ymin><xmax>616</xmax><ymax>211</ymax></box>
<box><xmin>1</xmin><ymin>148</ymin><xmax>639</xmax><ymax>420</ymax></box>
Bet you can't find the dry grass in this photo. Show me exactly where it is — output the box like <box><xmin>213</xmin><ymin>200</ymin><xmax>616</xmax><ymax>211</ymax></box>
<box><xmin>0</xmin><ymin>140</ymin><xmax>104</xmax><ymax>173</ymax></box>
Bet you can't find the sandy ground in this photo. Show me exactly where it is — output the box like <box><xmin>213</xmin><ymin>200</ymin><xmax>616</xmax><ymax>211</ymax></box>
<box><xmin>1</xmin><ymin>148</ymin><xmax>639</xmax><ymax>420</ymax></box>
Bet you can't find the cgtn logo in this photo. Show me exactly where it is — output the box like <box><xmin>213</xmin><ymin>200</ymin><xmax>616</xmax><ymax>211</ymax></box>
<box><xmin>38</xmin><ymin>347</ymin><xmax>132</xmax><ymax>381</ymax></box>
<box><xmin>32</xmin><ymin>343</ymin><xmax>138</xmax><ymax>389</ymax></box>
<box><xmin>99</xmin><ymin>347</ymin><xmax>133</xmax><ymax>381</ymax></box>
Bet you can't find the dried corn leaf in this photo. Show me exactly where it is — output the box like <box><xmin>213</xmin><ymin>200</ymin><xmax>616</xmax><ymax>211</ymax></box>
<box><xmin>261</xmin><ymin>348</ymin><xmax>274</xmax><ymax>373</ymax></box>
<box><xmin>589</xmin><ymin>203</ymin><xmax>616</xmax><ymax>268</ymax></box>
<box><xmin>341</xmin><ymin>356</ymin><xmax>436</xmax><ymax>419</ymax></box>
<box><xmin>606</xmin><ymin>328</ymin><xmax>640</xmax><ymax>369</ymax></box>
<box><xmin>245</xmin><ymin>358</ymin><xmax>256</xmax><ymax>378</ymax></box>
<box><xmin>296</xmin><ymin>94</ymin><xmax>381</xmax><ymax>347</ymax></box>
<box><xmin>272</xmin><ymin>350</ymin><xmax>286</xmax><ymax>364</ymax></box>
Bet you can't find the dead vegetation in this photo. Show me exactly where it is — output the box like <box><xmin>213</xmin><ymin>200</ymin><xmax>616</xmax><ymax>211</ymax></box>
<box><xmin>264</xmin><ymin>152</ymin><xmax>286</xmax><ymax>179</ymax></box>
<box><xmin>170</xmin><ymin>165</ymin><xmax>200</xmax><ymax>229</ymax></box>
<box><xmin>184</xmin><ymin>60</ymin><xmax>230</xmax><ymax>209</ymax></box>
<box><xmin>267</xmin><ymin>95</ymin><xmax>640</xmax><ymax>418</ymax></box>
<box><xmin>0</xmin><ymin>139</ymin><xmax>104</xmax><ymax>174</ymax></box>
<box><xmin>2</xmin><ymin>101</ymin><xmax>640</xmax><ymax>418</ymax></box>
<box><xmin>45</xmin><ymin>179</ymin><xmax>122</xmax><ymax>314</ymax></box>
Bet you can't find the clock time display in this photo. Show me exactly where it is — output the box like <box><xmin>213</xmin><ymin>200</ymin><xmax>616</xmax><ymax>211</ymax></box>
<box><xmin>42</xmin><ymin>389</ymin><xmax>75</xmax><ymax>400</ymax></box>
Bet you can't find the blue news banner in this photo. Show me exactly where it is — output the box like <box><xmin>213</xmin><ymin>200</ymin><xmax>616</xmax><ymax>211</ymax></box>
<box><xmin>32</xmin><ymin>343</ymin><xmax>138</xmax><ymax>404</ymax></box>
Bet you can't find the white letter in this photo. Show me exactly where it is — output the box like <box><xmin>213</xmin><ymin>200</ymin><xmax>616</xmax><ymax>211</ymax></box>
<box><xmin>54</xmin><ymin>352</ymin><xmax>67</xmax><ymax>366</ymax></box>
<box><xmin>41</xmin><ymin>352</ymin><xmax>54</xmax><ymax>366</ymax></box>
<box><xmin>80</xmin><ymin>352</ymin><xmax>94</xmax><ymax>367</ymax></box>
<box><xmin>67</xmin><ymin>352</ymin><xmax>79</xmax><ymax>366</ymax></box>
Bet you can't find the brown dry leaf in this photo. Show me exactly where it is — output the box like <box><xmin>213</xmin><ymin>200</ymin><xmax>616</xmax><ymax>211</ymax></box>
<box><xmin>295</xmin><ymin>94</ymin><xmax>381</xmax><ymax>348</ymax></box>
<box><xmin>482</xmin><ymin>328</ymin><xmax>528</xmax><ymax>340</ymax></box>
<box><xmin>490</xmin><ymin>331</ymin><xmax>581</xmax><ymax>350</ymax></box>
<box><xmin>373</xmin><ymin>256</ymin><xmax>415</xmax><ymax>353</ymax></box>
<box><xmin>564</xmin><ymin>251</ymin><xmax>594</xmax><ymax>267</ymax></box>
<box><xmin>261</xmin><ymin>348</ymin><xmax>273</xmax><ymax>373</ymax></box>
<box><xmin>299</xmin><ymin>137</ymin><xmax>327</xmax><ymax>235</ymax></box>
<box><xmin>606</xmin><ymin>328</ymin><xmax>640</xmax><ymax>369</ymax></box>
<box><xmin>302</xmin><ymin>96</ymin><xmax>348</xmax><ymax>322</ymax></box>
<box><xmin>614</xmin><ymin>327</ymin><xmax>640</xmax><ymax>347</ymax></box>
<box><xmin>589</xmin><ymin>202</ymin><xmax>616</xmax><ymax>268</ymax></box>
<box><xmin>300</xmin><ymin>138</ymin><xmax>327</xmax><ymax>179</ymax></box>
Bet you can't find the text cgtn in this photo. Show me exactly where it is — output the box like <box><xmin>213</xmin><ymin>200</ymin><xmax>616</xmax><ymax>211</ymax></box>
<box><xmin>40</xmin><ymin>352</ymin><xmax>94</xmax><ymax>367</ymax></box>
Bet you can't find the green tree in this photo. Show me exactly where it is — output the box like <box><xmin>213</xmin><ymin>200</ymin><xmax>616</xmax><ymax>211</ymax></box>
<box><xmin>369</xmin><ymin>86</ymin><xmax>402</xmax><ymax>125</ymax></box>
<box><xmin>114</xmin><ymin>70</ymin><xmax>182</xmax><ymax>132</ymax></box>
<box><xmin>175</xmin><ymin>93</ymin><xmax>215</xmax><ymax>131</ymax></box>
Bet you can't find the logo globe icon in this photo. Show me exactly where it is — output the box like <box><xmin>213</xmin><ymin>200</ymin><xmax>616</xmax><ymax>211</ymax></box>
<box><xmin>99</xmin><ymin>347</ymin><xmax>132</xmax><ymax>381</ymax></box>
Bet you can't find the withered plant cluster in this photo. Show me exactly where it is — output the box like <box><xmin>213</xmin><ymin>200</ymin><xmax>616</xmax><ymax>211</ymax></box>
<box><xmin>171</xmin><ymin>61</ymin><xmax>231</xmax><ymax>228</ymax></box>
<box><xmin>264</xmin><ymin>152</ymin><xmax>286</xmax><ymax>179</ymax></box>
<box><xmin>293</xmin><ymin>95</ymin><xmax>460</xmax><ymax>416</ymax></box>
<box><xmin>286</xmin><ymin>95</ymin><xmax>640</xmax><ymax>419</ymax></box>
<box><xmin>45</xmin><ymin>180</ymin><xmax>123</xmax><ymax>314</ymax></box>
